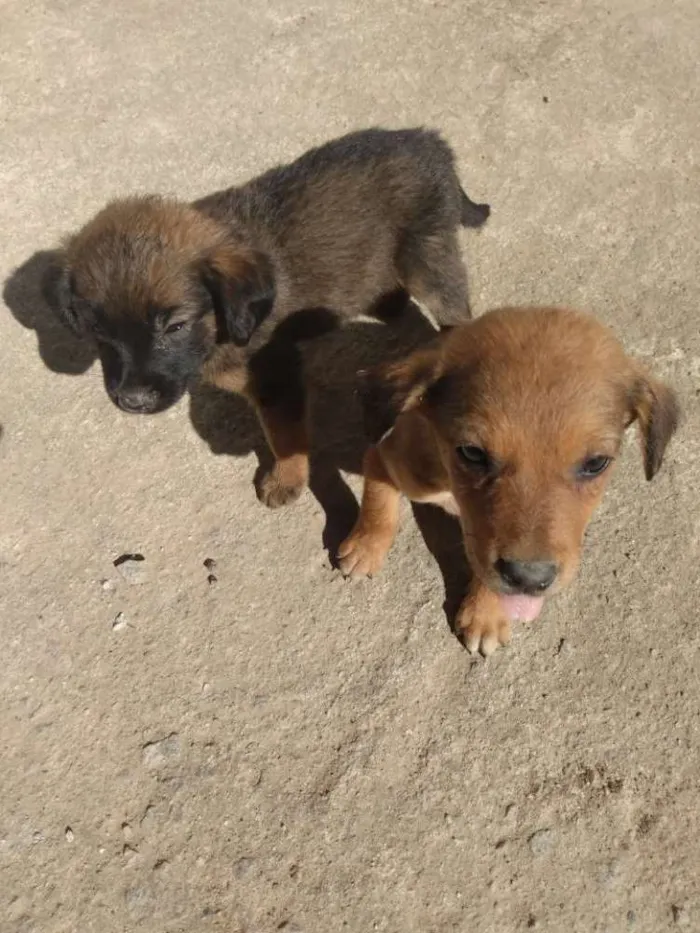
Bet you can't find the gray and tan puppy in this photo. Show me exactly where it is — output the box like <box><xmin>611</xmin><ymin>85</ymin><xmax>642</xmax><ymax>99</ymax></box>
<box><xmin>49</xmin><ymin>128</ymin><xmax>489</xmax><ymax>506</ymax></box>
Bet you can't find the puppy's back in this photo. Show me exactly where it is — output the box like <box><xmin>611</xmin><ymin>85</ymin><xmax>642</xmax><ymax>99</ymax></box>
<box><xmin>196</xmin><ymin>128</ymin><xmax>463</xmax><ymax>236</ymax></box>
<box><xmin>195</xmin><ymin>128</ymin><xmax>472</xmax><ymax>314</ymax></box>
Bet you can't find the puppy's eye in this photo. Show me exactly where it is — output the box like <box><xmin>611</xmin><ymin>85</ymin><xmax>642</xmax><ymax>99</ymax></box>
<box><xmin>164</xmin><ymin>321</ymin><xmax>186</xmax><ymax>335</ymax></box>
<box><xmin>577</xmin><ymin>455</ymin><xmax>612</xmax><ymax>479</ymax></box>
<box><xmin>457</xmin><ymin>445</ymin><xmax>491</xmax><ymax>470</ymax></box>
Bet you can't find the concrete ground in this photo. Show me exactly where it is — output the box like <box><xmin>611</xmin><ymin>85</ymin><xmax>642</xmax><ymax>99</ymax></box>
<box><xmin>1</xmin><ymin>1</ymin><xmax>699</xmax><ymax>931</ymax></box>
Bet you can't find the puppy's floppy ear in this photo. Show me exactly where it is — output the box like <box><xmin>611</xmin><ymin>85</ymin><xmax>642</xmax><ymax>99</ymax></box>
<box><xmin>359</xmin><ymin>347</ymin><xmax>443</xmax><ymax>444</ymax></box>
<box><xmin>200</xmin><ymin>244</ymin><xmax>275</xmax><ymax>347</ymax></box>
<box><xmin>628</xmin><ymin>366</ymin><xmax>680</xmax><ymax>480</ymax></box>
<box><xmin>43</xmin><ymin>254</ymin><xmax>84</xmax><ymax>336</ymax></box>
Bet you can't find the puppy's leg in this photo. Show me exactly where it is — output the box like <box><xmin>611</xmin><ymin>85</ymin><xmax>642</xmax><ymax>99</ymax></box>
<box><xmin>401</xmin><ymin>232</ymin><xmax>472</xmax><ymax>325</ymax></box>
<box><xmin>247</xmin><ymin>340</ymin><xmax>310</xmax><ymax>509</ymax></box>
<box><xmin>253</xmin><ymin>402</ymin><xmax>310</xmax><ymax>509</ymax></box>
<box><xmin>456</xmin><ymin>580</ymin><xmax>511</xmax><ymax>657</ymax></box>
<box><xmin>337</xmin><ymin>446</ymin><xmax>401</xmax><ymax>576</ymax></box>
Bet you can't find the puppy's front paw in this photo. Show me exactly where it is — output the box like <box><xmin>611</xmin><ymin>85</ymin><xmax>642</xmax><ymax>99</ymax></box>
<box><xmin>256</xmin><ymin>459</ymin><xmax>308</xmax><ymax>509</ymax></box>
<box><xmin>337</xmin><ymin>526</ymin><xmax>392</xmax><ymax>577</ymax></box>
<box><xmin>456</xmin><ymin>589</ymin><xmax>511</xmax><ymax>657</ymax></box>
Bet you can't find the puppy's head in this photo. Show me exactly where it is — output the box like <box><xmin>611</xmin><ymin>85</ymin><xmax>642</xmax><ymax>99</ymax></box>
<box><xmin>363</xmin><ymin>307</ymin><xmax>679</xmax><ymax>619</ymax></box>
<box><xmin>49</xmin><ymin>196</ymin><xmax>274</xmax><ymax>414</ymax></box>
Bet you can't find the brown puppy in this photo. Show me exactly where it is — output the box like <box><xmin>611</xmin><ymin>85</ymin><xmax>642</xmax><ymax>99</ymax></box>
<box><xmin>47</xmin><ymin>128</ymin><xmax>489</xmax><ymax>507</ymax></box>
<box><xmin>338</xmin><ymin>307</ymin><xmax>679</xmax><ymax>654</ymax></box>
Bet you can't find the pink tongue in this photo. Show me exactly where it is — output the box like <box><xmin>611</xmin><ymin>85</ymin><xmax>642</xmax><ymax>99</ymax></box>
<box><xmin>497</xmin><ymin>593</ymin><xmax>545</xmax><ymax>622</ymax></box>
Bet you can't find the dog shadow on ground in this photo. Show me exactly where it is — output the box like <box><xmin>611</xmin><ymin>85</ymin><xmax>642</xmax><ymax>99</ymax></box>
<box><xmin>3</xmin><ymin>250</ymin><xmax>97</xmax><ymax>375</ymax></box>
<box><xmin>4</xmin><ymin>250</ymin><xmax>469</xmax><ymax>638</ymax></box>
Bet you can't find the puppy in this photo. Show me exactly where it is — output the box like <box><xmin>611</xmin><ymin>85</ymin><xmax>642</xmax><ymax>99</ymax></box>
<box><xmin>338</xmin><ymin>307</ymin><xmax>679</xmax><ymax>655</ymax></box>
<box><xmin>48</xmin><ymin>128</ymin><xmax>489</xmax><ymax>507</ymax></box>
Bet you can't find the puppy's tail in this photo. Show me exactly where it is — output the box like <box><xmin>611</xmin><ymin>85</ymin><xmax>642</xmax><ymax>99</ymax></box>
<box><xmin>460</xmin><ymin>188</ymin><xmax>490</xmax><ymax>228</ymax></box>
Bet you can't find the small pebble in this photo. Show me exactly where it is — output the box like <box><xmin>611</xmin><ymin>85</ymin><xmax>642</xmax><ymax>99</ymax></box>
<box><xmin>112</xmin><ymin>612</ymin><xmax>128</xmax><ymax>632</ymax></box>
<box><xmin>142</xmin><ymin>733</ymin><xmax>181</xmax><ymax>770</ymax></box>
<box><xmin>234</xmin><ymin>857</ymin><xmax>255</xmax><ymax>878</ymax></box>
<box><xmin>672</xmin><ymin>905</ymin><xmax>690</xmax><ymax>927</ymax></box>
<box><xmin>114</xmin><ymin>554</ymin><xmax>148</xmax><ymax>585</ymax></box>
<box><xmin>65</xmin><ymin>826</ymin><xmax>74</xmax><ymax>843</ymax></box>
<box><xmin>122</xmin><ymin>822</ymin><xmax>133</xmax><ymax>841</ymax></box>
<box><xmin>599</xmin><ymin>858</ymin><xmax>622</xmax><ymax>888</ymax></box>
<box><xmin>203</xmin><ymin>558</ymin><xmax>217</xmax><ymax>570</ymax></box>
<box><xmin>140</xmin><ymin>805</ymin><xmax>156</xmax><ymax>832</ymax></box>
<box><xmin>557</xmin><ymin>638</ymin><xmax>574</xmax><ymax>657</ymax></box>
<box><xmin>528</xmin><ymin>828</ymin><xmax>555</xmax><ymax>855</ymax></box>
<box><xmin>124</xmin><ymin>885</ymin><xmax>151</xmax><ymax>913</ymax></box>
<box><xmin>207</xmin><ymin>573</ymin><xmax>218</xmax><ymax>585</ymax></box>
<box><xmin>100</xmin><ymin>579</ymin><xmax>115</xmax><ymax>592</ymax></box>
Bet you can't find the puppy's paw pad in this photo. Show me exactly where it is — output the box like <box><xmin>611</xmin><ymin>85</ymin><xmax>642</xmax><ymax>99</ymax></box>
<box><xmin>257</xmin><ymin>471</ymin><xmax>305</xmax><ymax>509</ymax></box>
<box><xmin>337</xmin><ymin>530</ymin><xmax>390</xmax><ymax>578</ymax></box>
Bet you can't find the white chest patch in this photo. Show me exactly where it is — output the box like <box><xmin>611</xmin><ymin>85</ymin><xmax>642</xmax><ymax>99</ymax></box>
<box><xmin>416</xmin><ymin>491</ymin><xmax>460</xmax><ymax>516</ymax></box>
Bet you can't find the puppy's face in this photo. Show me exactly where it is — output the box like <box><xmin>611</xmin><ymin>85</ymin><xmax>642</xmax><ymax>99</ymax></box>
<box><xmin>49</xmin><ymin>197</ymin><xmax>274</xmax><ymax>413</ymax></box>
<box><xmin>364</xmin><ymin>308</ymin><xmax>679</xmax><ymax>614</ymax></box>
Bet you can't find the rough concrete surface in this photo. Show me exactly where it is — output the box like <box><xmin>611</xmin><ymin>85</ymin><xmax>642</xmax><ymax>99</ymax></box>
<box><xmin>1</xmin><ymin>1</ymin><xmax>699</xmax><ymax>931</ymax></box>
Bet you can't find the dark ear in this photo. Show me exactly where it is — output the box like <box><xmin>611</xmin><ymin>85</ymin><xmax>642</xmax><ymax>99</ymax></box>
<box><xmin>359</xmin><ymin>348</ymin><xmax>443</xmax><ymax>444</ymax></box>
<box><xmin>628</xmin><ymin>368</ymin><xmax>680</xmax><ymax>480</ymax></box>
<box><xmin>201</xmin><ymin>245</ymin><xmax>275</xmax><ymax>347</ymax></box>
<box><xmin>43</xmin><ymin>255</ymin><xmax>84</xmax><ymax>336</ymax></box>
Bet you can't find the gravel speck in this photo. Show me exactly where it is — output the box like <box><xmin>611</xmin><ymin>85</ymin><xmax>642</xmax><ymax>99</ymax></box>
<box><xmin>672</xmin><ymin>905</ymin><xmax>690</xmax><ymax>927</ymax></box>
<box><xmin>234</xmin><ymin>856</ymin><xmax>255</xmax><ymax>878</ymax></box>
<box><xmin>598</xmin><ymin>858</ymin><xmax>622</xmax><ymax>888</ymax></box>
<box><xmin>114</xmin><ymin>554</ymin><xmax>148</xmax><ymax>585</ymax></box>
<box><xmin>557</xmin><ymin>638</ymin><xmax>574</xmax><ymax>657</ymax></box>
<box><xmin>124</xmin><ymin>885</ymin><xmax>151</xmax><ymax>914</ymax></box>
<box><xmin>140</xmin><ymin>805</ymin><xmax>156</xmax><ymax>832</ymax></box>
<box><xmin>112</xmin><ymin>612</ymin><xmax>127</xmax><ymax>631</ymax></box>
<box><xmin>528</xmin><ymin>828</ymin><xmax>555</xmax><ymax>855</ymax></box>
<box><xmin>142</xmin><ymin>733</ymin><xmax>181</xmax><ymax>770</ymax></box>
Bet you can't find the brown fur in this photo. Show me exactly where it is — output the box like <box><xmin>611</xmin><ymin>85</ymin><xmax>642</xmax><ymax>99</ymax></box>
<box><xmin>338</xmin><ymin>307</ymin><xmax>680</xmax><ymax>655</ymax></box>
<box><xmin>48</xmin><ymin>128</ymin><xmax>489</xmax><ymax>507</ymax></box>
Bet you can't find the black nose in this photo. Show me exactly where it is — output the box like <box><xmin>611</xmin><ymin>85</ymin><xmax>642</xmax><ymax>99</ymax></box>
<box><xmin>495</xmin><ymin>558</ymin><xmax>558</xmax><ymax>593</ymax></box>
<box><xmin>116</xmin><ymin>387</ymin><xmax>161</xmax><ymax>414</ymax></box>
